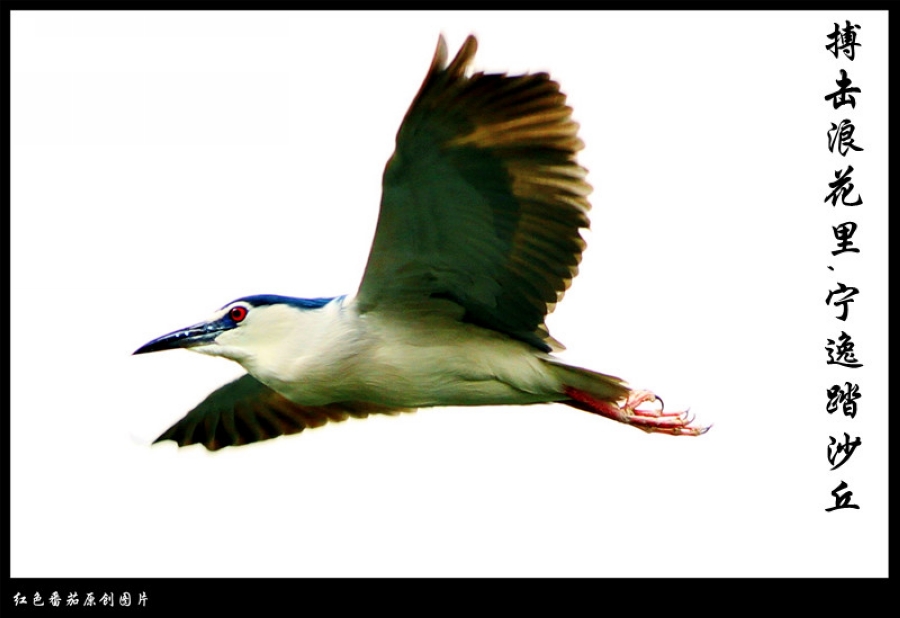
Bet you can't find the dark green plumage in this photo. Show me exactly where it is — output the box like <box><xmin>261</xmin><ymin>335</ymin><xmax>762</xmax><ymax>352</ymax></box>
<box><xmin>357</xmin><ymin>35</ymin><xmax>591</xmax><ymax>353</ymax></box>
<box><xmin>155</xmin><ymin>374</ymin><xmax>411</xmax><ymax>451</ymax></box>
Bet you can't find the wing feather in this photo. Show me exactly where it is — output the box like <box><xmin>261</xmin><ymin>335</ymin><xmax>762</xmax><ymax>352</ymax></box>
<box><xmin>356</xmin><ymin>35</ymin><xmax>592</xmax><ymax>352</ymax></box>
<box><xmin>154</xmin><ymin>374</ymin><xmax>414</xmax><ymax>451</ymax></box>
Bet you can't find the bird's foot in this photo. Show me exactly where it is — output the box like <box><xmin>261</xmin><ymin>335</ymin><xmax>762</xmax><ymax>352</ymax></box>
<box><xmin>564</xmin><ymin>387</ymin><xmax>710</xmax><ymax>436</ymax></box>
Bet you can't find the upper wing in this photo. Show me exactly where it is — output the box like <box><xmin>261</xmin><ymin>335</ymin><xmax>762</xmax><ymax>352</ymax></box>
<box><xmin>355</xmin><ymin>35</ymin><xmax>591</xmax><ymax>352</ymax></box>
<box><xmin>154</xmin><ymin>374</ymin><xmax>414</xmax><ymax>451</ymax></box>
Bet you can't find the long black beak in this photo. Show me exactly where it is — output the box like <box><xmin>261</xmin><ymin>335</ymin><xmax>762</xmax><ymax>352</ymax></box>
<box><xmin>133</xmin><ymin>320</ymin><xmax>230</xmax><ymax>355</ymax></box>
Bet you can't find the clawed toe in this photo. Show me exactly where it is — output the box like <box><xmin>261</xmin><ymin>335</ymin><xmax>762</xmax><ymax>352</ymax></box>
<box><xmin>564</xmin><ymin>385</ymin><xmax>710</xmax><ymax>436</ymax></box>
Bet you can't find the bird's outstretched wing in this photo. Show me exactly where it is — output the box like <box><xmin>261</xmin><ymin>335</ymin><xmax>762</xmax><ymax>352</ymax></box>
<box><xmin>355</xmin><ymin>35</ymin><xmax>591</xmax><ymax>352</ymax></box>
<box><xmin>154</xmin><ymin>374</ymin><xmax>414</xmax><ymax>451</ymax></box>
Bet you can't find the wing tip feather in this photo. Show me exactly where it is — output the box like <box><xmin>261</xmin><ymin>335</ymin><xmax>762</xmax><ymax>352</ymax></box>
<box><xmin>445</xmin><ymin>34</ymin><xmax>478</xmax><ymax>77</ymax></box>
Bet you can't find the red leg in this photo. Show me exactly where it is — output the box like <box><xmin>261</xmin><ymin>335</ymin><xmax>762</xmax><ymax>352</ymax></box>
<box><xmin>564</xmin><ymin>386</ymin><xmax>710</xmax><ymax>436</ymax></box>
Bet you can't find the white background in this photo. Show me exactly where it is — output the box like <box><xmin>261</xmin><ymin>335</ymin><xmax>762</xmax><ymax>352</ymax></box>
<box><xmin>11</xmin><ymin>11</ymin><xmax>888</xmax><ymax>577</ymax></box>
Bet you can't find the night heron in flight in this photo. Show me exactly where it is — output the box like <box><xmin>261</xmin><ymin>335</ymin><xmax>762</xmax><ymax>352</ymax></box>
<box><xmin>134</xmin><ymin>35</ymin><xmax>709</xmax><ymax>450</ymax></box>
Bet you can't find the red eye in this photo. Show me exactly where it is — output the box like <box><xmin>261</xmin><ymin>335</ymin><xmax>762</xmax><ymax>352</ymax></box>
<box><xmin>230</xmin><ymin>306</ymin><xmax>248</xmax><ymax>322</ymax></box>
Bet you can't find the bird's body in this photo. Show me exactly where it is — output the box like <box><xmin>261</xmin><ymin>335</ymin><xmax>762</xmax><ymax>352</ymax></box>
<box><xmin>231</xmin><ymin>296</ymin><xmax>562</xmax><ymax>408</ymax></box>
<box><xmin>135</xmin><ymin>35</ymin><xmax>708</xmax><ymax>450</ymax></box>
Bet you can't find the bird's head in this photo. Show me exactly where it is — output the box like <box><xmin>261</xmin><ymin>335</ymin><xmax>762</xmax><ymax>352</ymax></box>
<box><xmin>133</xmin><ymin>295</ymin><xmax>341</xmax><ymax>365</ymax></box>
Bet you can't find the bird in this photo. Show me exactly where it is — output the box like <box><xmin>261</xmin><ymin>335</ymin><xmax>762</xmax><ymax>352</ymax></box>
<box><xmin>134</xmin><ymin>34</ymin><xmax>709</xmax><ymax>450</ymax></box>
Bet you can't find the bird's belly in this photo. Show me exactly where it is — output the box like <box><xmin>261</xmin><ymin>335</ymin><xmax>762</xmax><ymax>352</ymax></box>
<box><xmin>266</xmin><ymin>319</ymin><xmax>563</xmax><ymax>408</ymax></box>
<box><xmin>346</xmin><ymin>358</ymin><xmax>552</xmax><ymax>408</ymax></box>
